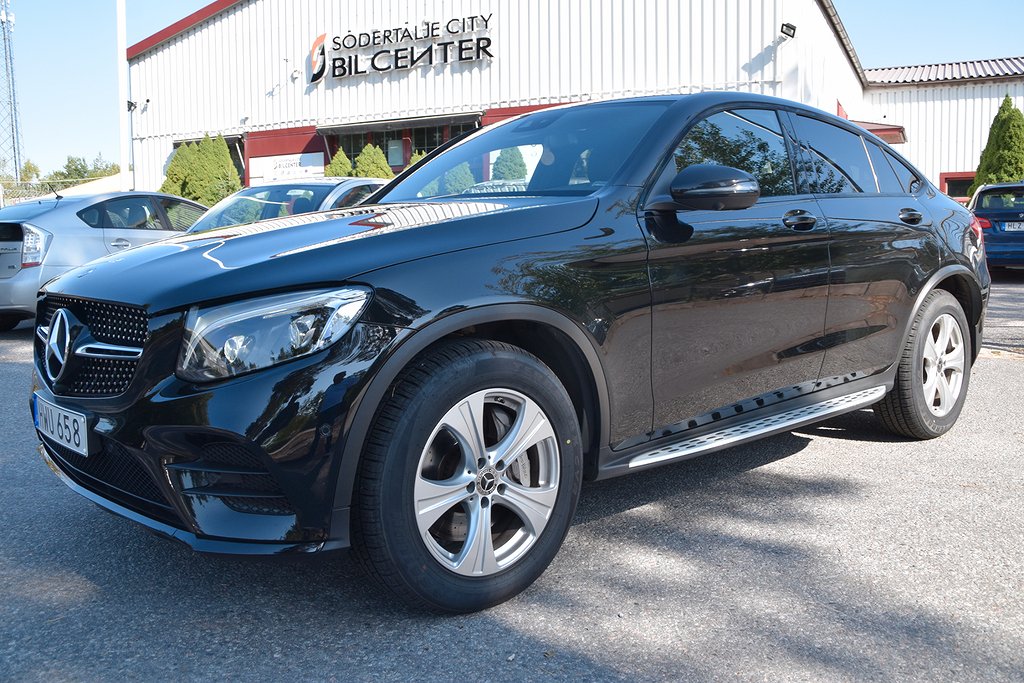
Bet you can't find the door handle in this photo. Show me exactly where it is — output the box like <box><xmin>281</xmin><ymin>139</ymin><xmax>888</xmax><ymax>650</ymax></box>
<box><xmin>782</xmin><ymin>210</ymin><xmax>817</xmax><ymax>231</ymax></box>
<box><xmin>899</xmin><ymin>208</ymin><xmax>923</xmax><ymax>225</ymax></box>
<box><xmin>110</xmin><ymin>238</ymin><xmax>132</xmax><ymax>249</ymax></box>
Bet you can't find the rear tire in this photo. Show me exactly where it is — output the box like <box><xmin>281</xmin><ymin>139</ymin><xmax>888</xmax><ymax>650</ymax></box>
<box><xmin>351</xmin><ymin>339</ymin><xmax>583</xmax><ymax>612</ymax></box>
<box><xmin>874</xmin><ymin>290</ymin><xmax>972</xmax><ymax>439</ymax></box>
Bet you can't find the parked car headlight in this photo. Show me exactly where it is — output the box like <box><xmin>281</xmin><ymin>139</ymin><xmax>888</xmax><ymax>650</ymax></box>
<box><xmin>177</xmin><ymin>287</ymin><xmax>371</xmax><ymax>382</ymax></box>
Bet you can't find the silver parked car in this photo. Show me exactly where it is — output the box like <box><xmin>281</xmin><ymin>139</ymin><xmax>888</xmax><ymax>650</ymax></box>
<box><xmin>0</xmin><ymin>192</ymin><xmax>205</xmax><ymax>331</ymax></box>
<box><xmin>187</xmin><ymin>177</ymin><xmax>388</xmax><ymax>233</ymax></box>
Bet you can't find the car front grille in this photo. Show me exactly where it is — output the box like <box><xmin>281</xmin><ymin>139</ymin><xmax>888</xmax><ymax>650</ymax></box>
<box><xmin>44</xmin><ymin>437</ymin><xmax>179</xmax><ymax>525</ymax></box>
<box><xmin>37</xmin><ymin>295</ymin><xmax>149</xmax><ymax>397</ymax></box>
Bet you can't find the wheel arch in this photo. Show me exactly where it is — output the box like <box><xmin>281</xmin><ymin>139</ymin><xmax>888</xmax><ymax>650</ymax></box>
<box><xmin>332</xmin><ymin>304</ymin><xmax>610</xmax><ymax>513</ymax></box>
<box><xmin>908</xmin><ymin>265</ymin><xmax>985</xmax><ymax>363</ymax></box>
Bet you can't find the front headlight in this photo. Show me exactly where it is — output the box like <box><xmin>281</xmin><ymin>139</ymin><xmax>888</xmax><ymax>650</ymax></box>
<box><xmin>177</xmin><ymin>287</ymin><xmax>371</xmax><ymax>382</ymax></box>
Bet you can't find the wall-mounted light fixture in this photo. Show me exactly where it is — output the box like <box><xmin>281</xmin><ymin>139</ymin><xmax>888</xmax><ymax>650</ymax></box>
<box><xmin>780</xmin><ymin>23</ymin><xmax>797</xmax><ymax>38</ymax></box>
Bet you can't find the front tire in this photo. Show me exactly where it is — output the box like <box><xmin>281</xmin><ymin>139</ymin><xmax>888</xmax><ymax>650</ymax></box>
<box><xmin>874</xmin><ymin>290</ymin><xmax>972</xmax><ymax>439</ymax></box>
<box><xmin>352</xmin><ymin>339</ymin><xmax>583</xmax><ymax>612</ymax></box>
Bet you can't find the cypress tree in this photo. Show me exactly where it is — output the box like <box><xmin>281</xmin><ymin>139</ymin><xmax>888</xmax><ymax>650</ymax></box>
<box><xmin>443</xmin><ymin>162</ymin><xmax>476</xmax><ymax>194</ymax></box>
<box><xmin>325</xmin><ymin>148</ymin><xmax>353</xmax><ymax>177</ymax></box>
<box><xmin>159</xmin><ymin>142</ymin><xmax>197</xmax><ymax>197</ymax></box>
<box><xmin>492</xmin><ymin>146</ymin><xmax>527</xmax><ymax>180</ymax></box>
<box><xmin>969</xmin><ymin>96</ymin><xmax>1024</xmax><ymax>195</ymax></box>
<box><xmin>192</xmin><ymin>134</ymin><xmax>242</xmax><ymax>206</ymax></box>
<box><xmin>353</xmin><ymin>144</ymin><xmax>395</xmax><ymax>179</ymax></box>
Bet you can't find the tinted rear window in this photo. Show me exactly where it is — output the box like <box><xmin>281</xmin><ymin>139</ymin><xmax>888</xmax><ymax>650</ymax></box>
<box><xmin>0</xmin><ymin>222</ymin><xmax>21</xmax><ymax>241</ymax></box>
<box><xmin>976</xmin><ymin>187</ymin><xmax>1024</xmax><ymax>210</ymax></box>
<box><xmin>0</xmin><ymin>200</ymin><xmax>60</xmax><ymax>220</ymax></box>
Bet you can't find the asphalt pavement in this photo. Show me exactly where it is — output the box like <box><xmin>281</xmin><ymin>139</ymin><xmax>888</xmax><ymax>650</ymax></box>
<box><xmin>1</xmin><ymin>272</ymin><xmax>1022</xmax><ymax>682</ymax></box>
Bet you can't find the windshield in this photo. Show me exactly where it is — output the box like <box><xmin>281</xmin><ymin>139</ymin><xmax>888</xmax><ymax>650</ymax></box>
<box><xmin>380</xmin><ymin>101</ymin><xmax>671</xmax><ymax>202</ymax></box>
<box><xmin>975</xmin><ymin>187</ymin><xmax>1024</xmax><ymax>211</ymax></box>
<box><xmin>190</xmin><ymin>184</ymin><xmax>336</xmax><ymax>232</ymax></box>
<box><xmin>0</xmin><ymin>199</ymin><xmax>60</xmax><ymax>220</ymax></box>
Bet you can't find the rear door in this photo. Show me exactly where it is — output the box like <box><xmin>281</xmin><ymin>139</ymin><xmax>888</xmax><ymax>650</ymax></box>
<box><xmin>96</xmin><ymin>195</ymin><xmax>179</xmax><ymax>253</ymax></box>
<box><xmin>645</xmin><ymin>107</ymin><xmax>831</xmax><ymax>436</ymax></box>
<box><xmin>786</xmin><ymin>113</ymin><xmax>943</xmax><ymax>381</ymax></box>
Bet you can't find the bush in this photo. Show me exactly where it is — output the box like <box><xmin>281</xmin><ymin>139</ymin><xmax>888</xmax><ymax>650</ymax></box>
<box><xmin>492</xmin><ymin>146</ymin><xmax>527</xmax><ymax>180</ymax></box>
<box><xmin>353</xmin><ymin>144</ymin><xmax>394</xmax><ymax>179</ymax></box>
<box><xmin>159</xmin><ymin>134</ymin><xmax>240</xmax><ymax>205</ymax></box>
<box><xmin>406</xmin><ymin>150</ymin><xmax>427</xmax><ymax>170</ymax></box>
<box><xmin>969</xmin><ymin>96</ymin><xmax>1024</xmax><ymax>196</ymax></box>
<box><xmin>325</xmin><ymin>148</ymin><xmax>353</xmax><ymax>177</ymax></box>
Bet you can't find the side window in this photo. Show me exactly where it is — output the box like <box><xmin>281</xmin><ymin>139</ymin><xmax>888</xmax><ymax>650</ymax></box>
<box><xmin>100</xmin><ymin>197</ymin><xmax>167</xmax><ymax>230</ymax></box>
<box><xmin>670</xmin><ymin>108</ymin><xmax>795</xmax><ymax>197</ymax></box>
<box><xmin>883</xmin><ymin>150</ymin><xmax>922</xmax><ymax>194</ymax></box>
<box><xmin>77</xmin><ymin>205</ymin><xmax>104</xmax><ymax>228</ymax></box>
<box><xmin>792</xmin><ymin>115</ymin><xmax>875</xmax><ymax>194</ymax></box>
<box><xmin>331</xmin><ymin>184</ymin><xmax>376</xmax><ymax>209</ymax></box>
<box><xmin>865</xmin><ymin>142</ymin><xmax>904</xmax><ymax>194</ymax></box>
<box><xmin>159</xmin><ymin>199</ymin><xmax>205</xmax><ymax>231</ymax></box>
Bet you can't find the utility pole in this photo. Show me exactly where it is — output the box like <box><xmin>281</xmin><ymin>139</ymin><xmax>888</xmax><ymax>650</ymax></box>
<box><xmin>116</xmin><ymin>0</ymin><xmax>130</xmax><ymax>190</ymax></box>
<box><xmin>0</xmin><ymin>0</ymin><xmax>22</xmax><ymax>182</ymax></box>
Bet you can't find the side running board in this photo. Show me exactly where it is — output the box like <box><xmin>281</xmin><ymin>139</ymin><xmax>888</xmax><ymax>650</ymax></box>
<box><xmin>628</xmin><ymin>385</ymin><xmax>887</xmax><ymax>469</ymax></box>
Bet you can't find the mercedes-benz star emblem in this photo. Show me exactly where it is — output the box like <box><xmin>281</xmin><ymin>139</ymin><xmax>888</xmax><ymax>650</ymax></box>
<box><xmin>45</xmin><ymin>309</ymin><xmax>73</xmax><ymax>382</ymax></box>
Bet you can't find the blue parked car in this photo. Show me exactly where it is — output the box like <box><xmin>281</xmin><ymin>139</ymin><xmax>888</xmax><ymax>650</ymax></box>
<box><xmin>969</xmin><ymin>181</ymin><xmax>1024</xmax><ymax>268</ymax></box>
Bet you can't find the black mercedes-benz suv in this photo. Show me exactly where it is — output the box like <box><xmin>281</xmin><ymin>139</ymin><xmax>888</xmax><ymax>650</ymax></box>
<box><xmin>31</xmin><ymin>93</ymin><xmax>988</xmax><ymax>612</ymax></box>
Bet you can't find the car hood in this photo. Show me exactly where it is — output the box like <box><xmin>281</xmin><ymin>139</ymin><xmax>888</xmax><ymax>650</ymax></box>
<box><xmin>44</xmin><ymin>197</ymin><xmax>599</xmax><ymax>313</ymax></box>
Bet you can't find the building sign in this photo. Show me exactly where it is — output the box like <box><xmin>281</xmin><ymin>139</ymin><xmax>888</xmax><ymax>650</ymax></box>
<box><xmin>310</xmin><ymin>15</ymin><xmax>494</xmax><ymax>84</ymax></box>
<box><xmin>248</xmin><ymin>153</ymin><xmax>325</xmax><ymax>186</ymax></box>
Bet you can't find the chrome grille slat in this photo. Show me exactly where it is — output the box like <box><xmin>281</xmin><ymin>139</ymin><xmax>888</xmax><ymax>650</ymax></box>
<box><xmin>37</xmin><ymin>295</ymin><xmax>149</xmax><ymax>397</ymax></box>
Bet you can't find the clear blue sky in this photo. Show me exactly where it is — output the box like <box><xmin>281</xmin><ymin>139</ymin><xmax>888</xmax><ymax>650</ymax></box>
<box><xmin>12</xmin><ymin>0</ymin><xmax>1024</xmax><ymax>175</ymax></box>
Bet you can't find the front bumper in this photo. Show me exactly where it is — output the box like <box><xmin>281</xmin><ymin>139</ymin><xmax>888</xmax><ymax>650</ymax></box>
<box><xmin>33</xmin><ymin>317</ymin><xmax>403</xmax><ymax>553</ymax></box>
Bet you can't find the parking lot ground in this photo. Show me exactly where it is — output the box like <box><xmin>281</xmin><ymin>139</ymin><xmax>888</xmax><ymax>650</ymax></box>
<box><xmin>1</xmin><ymin>271</ymin><xmax>1022</xmax><ymax>682</ymax></box>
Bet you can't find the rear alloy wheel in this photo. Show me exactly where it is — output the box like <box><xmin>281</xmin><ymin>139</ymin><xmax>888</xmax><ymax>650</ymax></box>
<box><xmin>352</xmin><ymin>339</ymin><xmax>582</xmax><ymax>612</ymax></box>
<box><xmin>875</xmin><ymin>290</ymin><xmax>972</xmax><ymax>439</ymax></box>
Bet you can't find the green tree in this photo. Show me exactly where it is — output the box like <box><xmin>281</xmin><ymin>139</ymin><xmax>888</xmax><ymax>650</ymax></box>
<box><xmin>194</xmin><ymin>134</ymin><xmax>242</xmax><ymax>205</ymax></box>
<box><xmin>406</xmin><ymin>149</ymin><xmax>427</xmax><ymax>170</ymax></box>
<box><xmin>969</xmin><ymin>96</ymin><xmax>1024</xmax><ymax>196</ymax></box>
<box><xmin>90</xmin><ymin>153</ymin><xmax>119</xmax><ymax>178</ymax></box>
<box><xmin>159</xmin><ymin>142</ymin><xmax>199</xmax><ymax>197</ymax></box>
<box><xmin>353</xmin><ymin>144</ymin><xmax>394</xmax><ymax>179</ymax></box>
<box><xmin>324</xmin><ymin>148</ymin><xmax>353</xmax><ymax>177</ymax></box>
<box><xmin>443</xmin><ymin>162</ymin><xmax>476</xmax><ymax>194</ymax></box>
<box><xmin>19</xmin><ymin>159</ymin><xmax>40</xmax><ymax>182</ymax></box>
<box><xmin>47</xmin><ymin>156</ymin><xmax>90</xmax><ymax>182</ymax></box>
<box><xmin>492</xmin><ymin>146</ymin><xmax>527</xmax><ymax>180</ymax></box>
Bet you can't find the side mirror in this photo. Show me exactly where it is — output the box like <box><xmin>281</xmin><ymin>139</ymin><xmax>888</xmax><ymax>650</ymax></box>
<box><xmin>668</xmin><ymin>164</ymin><xmax>760</xmax><ymax>211</ymax></box>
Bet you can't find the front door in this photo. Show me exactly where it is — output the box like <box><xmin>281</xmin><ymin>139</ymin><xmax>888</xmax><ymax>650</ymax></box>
<box><xmin>643</xmin><ymin>107</ymin><xmax>831</xmax><ymax>438</ymax></box>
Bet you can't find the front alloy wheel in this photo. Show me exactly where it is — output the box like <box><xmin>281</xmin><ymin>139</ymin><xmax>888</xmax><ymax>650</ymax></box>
<box><xmin>415</xmin><ymin>388</ymin><xmax>561</xmax><ymax>577</ymax></box>
<box><xmin>352</xmin><ymin>339</ymin><xmax>582</xmax><ymax>612</ymax></box>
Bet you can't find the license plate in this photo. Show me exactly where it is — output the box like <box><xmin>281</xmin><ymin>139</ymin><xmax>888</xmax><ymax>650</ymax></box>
<box><xmin>34</xmin><ymin>394</ymin><xmax>89</xmax><ymax>456</ymax></box>
<box><xmin>1004</xmin><ymin>221</ymin><xmax>1024</xmax><ymax>232</ymax></box>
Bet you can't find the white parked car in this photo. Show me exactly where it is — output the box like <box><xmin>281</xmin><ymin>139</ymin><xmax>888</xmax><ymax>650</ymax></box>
<box><xmin>0</xmin><ymin>192</ymin><xmax>205</xmax><ymax>331</ymax></box>
<box><xmin>187</xmin><ymin>177</ymin><xmax>388</xmax><ymax>234</ymax></box>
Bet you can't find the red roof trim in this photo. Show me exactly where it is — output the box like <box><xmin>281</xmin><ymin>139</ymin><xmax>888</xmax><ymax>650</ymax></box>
<box><xmin>127</xmin><ymin>0</ymin><xmax>243</xmax><ymax>60</ymax></box>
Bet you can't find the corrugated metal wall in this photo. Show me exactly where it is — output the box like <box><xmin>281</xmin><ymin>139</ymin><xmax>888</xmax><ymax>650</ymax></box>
<box><xmin>865</xmin><ymin>82</ymin><xmax>1024</xmax><ymax>185</ymax></box>
<box><xmin>131</xmin><ymin>0</ymin><xmax>798</xmax><ymax>189</ymax></box>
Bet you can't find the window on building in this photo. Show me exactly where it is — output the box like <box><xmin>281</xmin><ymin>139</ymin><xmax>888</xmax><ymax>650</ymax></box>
<box><xmin>449</xmin><ymin>122</ymin><xmax>479</xmax><ymax>139</ymax></box>
<box><xmin>337</xmin><ymin>133</ymin><xmax>367</xmax><ymax>166</ymax></box>
<box><xmin>669</xmin><ymin>108</ymin><xmax>796</xmax><ymax>197</ymax></box>
<box><xmin>792</xmin><ymin>115</ymin><xmax>874</xmax><ymax>194</ymax></box>
<box><xmin>945</xmin><ymin>177</ymin><xmax>974</xmax><ymax>199</ymax></box>
<box><xmin>411</xmin><ymin>126</ymin><xmax>445</xmax><ymax>156</ymax></box>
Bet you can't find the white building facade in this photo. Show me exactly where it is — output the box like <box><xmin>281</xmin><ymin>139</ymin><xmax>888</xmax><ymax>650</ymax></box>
<box><xmin>126</xmin><ymin>0</ymin><xmax>1024</xmax><ymax>201</ymax></box>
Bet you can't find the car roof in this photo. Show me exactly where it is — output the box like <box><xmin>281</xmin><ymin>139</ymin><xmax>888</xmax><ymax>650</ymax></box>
<box><xmin>975</xmin><ymin>180</ymin><xmax>1024</xmax><ymax>192</ymax></box>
